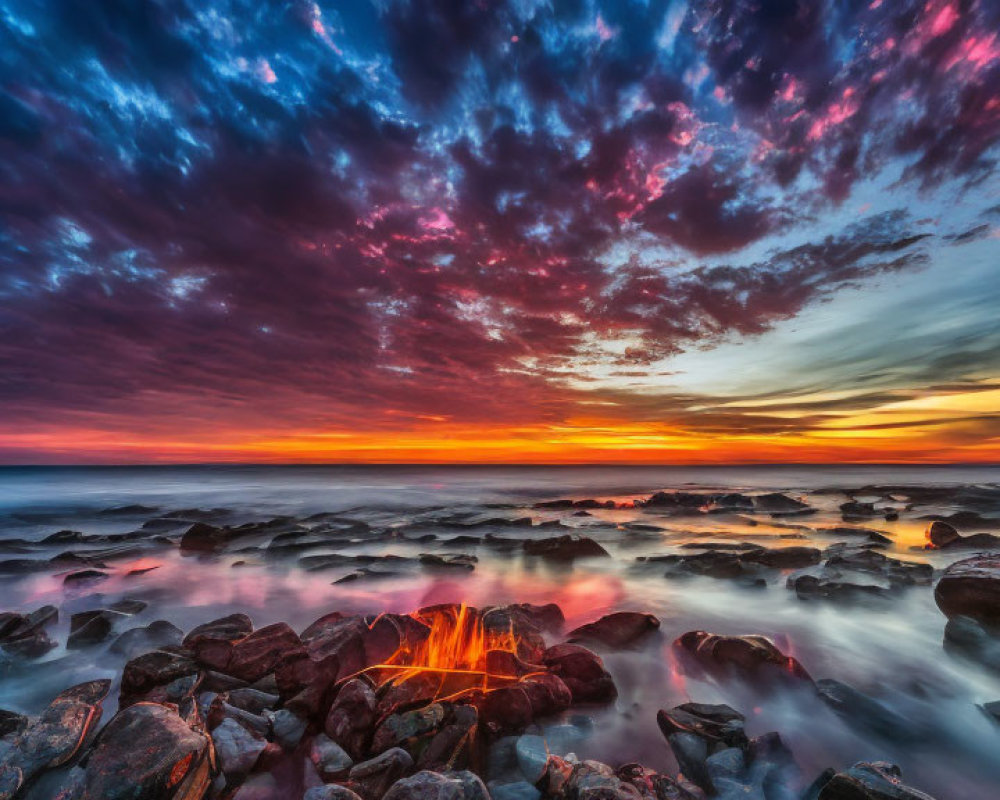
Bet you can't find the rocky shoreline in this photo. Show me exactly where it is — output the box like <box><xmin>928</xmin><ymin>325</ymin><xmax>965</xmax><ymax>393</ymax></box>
<box><xmin>2</xmin><ymin>482</ymin><xmax>1000</xmax><ymax>799</ymax></box>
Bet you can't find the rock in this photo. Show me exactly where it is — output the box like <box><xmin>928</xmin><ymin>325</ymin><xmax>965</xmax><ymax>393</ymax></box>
<box><xmin>741</xmin><ymin>547</ymin><xmax>821</xmax><ymax>569</ymax></box>
<box><xmin>816</xmin><ymin>679</ymin><xmax>917</xmax><ymax>741</ymax></box>
<box><xmin>349</xmin><ymin>747</ymin><xmax>415</xmax><ymax>800</ymax></box>
<box><xmin>227</xmin><ymin>687</ymin><xmax>280</xmax><ymax>715</ymax></box>
<box><xmin>62</xmin><ymin>570</ymin><xmax>109</xmax><ymax>586</ymax></box>
<box><xmin>673</xmin><ymin>631</ymin><xmax>813</xmax><ymax>684</ymax></box>
<box><xmin>179</xmin><ymin>521</ymin><xmax>230</xmax><ymax>553</ymax></box>
<box><xmin>616</xmin><ymin>763</ymin><xmax>703</xmax><ymax>800</ymax></box>
<box><xmin>657</xmin><ymin>703</ymin><xmax>748</xmax><ymax>750</ymax></box>
<box><xmin>815</xmin><ymin>527</ymin><xmax>893</xmax><ymax>545</ymax></box>
<box><xmin>269</xmin><ymin>708</ymin><xmax>308</xmax><ymax>750</ymax></box>
<box><xmin>519</xmin><ymin>673</ymin><xmax>573</xmax><ymax>718</ymax></box>
<box><xmin>567</xmin><ymin>612</ymin><xmax>661</xmax><ymax>649</ymax></box>
<box><xmin>541</xmin><ymin>644</ymin><xmax>617</xmax><ymax>703</ymax></box>
<box><xmin>109</xmin><ymin>620</ymin><xmax>184</xmax><ymax>659</ymax></box>
<box><xmin>839</xmin><ymin>502</ymin><xmax>879</xmax><ymax>519</ymax></box>
<box><xmin>484</xmin><ymin>603</ymin><xmax>564</xmax><ymax>634</ymax></box>
<box><xmin>74</xmin><ymin>702</ymin><xmax>213</xmax><ymax>800</ymax></box>
<box><xmin>372</xmin><ymin>703</ymin><xmax>446</xmax><ymax>753</ymax></box>
<box><xmin>809</xmin><ymin>761</ymin><xmax>937</xmax><ymax>799</ymax></box>
<box><xmin>310</xmin><ymin>733</ymin><xmax>354</xmax><ymax>779</ymax></box>
<box><xmin>980</xmin><ymin>701</ymin><xmax>1000</xmax><ymax>725</ymax></box>
<box><xmin>925</xmin><ymin>520</ymin><xmax>1000</xmax><ymax>550</ymax></box>
<box><xmin>418</xmin><ymin>705</ymin><xmax>478</xmax><ymax>771</ymax></box>
<box><xmin>942</xmin><ymin>615</ymin><xmax>1000</xmax><ymax>672</ymax></box>
<box><xmin>789</xmin><ymin>575</ymin><xmax>888</xmax><ymax>602</ymax></box>
<box><xmin>516</xmin><ymin>724</ymin><xmax>587</xmax><ymax>782</ymax></box>
<box><xmin>277</xmin><ymin>650</ymin><xmax>340</xmax><ymax>716</ymax></box>
<box><xmin>184</xmin><ymin>612</ymin><xmax>254</xmax><ymax>648</ymax></box>
<box><xmin>754</xmin><ymin>493</ymin><xmax>812</xmax><ymax>515</ymax></box>
<box><xmin>419</xmin><ymin>553</ymin><xmax>477</xmax><ymax>570</ymax></box>
<box><xmin>0</xmin><ymin>680</ymin><xmax>110</xmax><ymax>797</ymax></box>
<box><xmin>120</xmin><ymin>648</ymin><xmax>200</xmax><ymax>704</ymax></box>
<box><xmin>306</xmin><ymin>787</ymin><xmax>367</xmax><ymax>800</ymax></box>
<box><xmin>523</xmin><ymin>535</ymin><xmax>610</xmax><ymax>561</ymax></box>
<box><xmin>0</xmin><ymin>710</ymin><xmax>27</xmax><ymax>739</ymax></box>
<box><xmin>934</xmin><ymin>554</ymin><xmax>1000</xmax><ymax>624</ymax></box>
<box><xmin>67</xmin><ymin>609</ymin><xmax>127</xmax><ymax>649</ymax></box>
<box><xmin>213</xmin><ymin>716</ymin><xmax>268</xmax><ymax>780</ymax></box>
<box><xmin>537</xmin><ymin>756</ymin><xmax>643</xmax><ymax>800</ymax></box>
<box><xmin>326</xmin><ymin>678</ymin><xmax>378</xmax><ymax>759</ymax></box>
<box><xmin>383</xmin><ymin>770</ymin><xmax>490</xmax><ymax>800</ymax></box>
<box><xmin>668</xmin><ymin>733</ymin><xmax>711</xmax><ymax>792</ymax></box>
<box><xmin>198</xmin><ymin>622</ymin><xmax>306</xmax><ymax>682</ymax></box>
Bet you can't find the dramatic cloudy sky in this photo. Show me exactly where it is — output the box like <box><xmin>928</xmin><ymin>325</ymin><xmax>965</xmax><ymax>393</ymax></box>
<box><xmin>1</xmin><ymin>0</ymin><xmax>999</xmax><ymax>463</ymax></box>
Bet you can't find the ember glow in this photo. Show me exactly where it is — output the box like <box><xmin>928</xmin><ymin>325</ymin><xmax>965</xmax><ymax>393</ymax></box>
<box><xmin>1</xmin><ymin>0</ymin><xmax>999</xmax><ymax>462</ymax></box>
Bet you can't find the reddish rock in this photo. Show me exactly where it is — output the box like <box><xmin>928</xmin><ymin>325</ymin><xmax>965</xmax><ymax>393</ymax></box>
<box><xmin>184</xmin><ymin>613</ymin><xmax>254</xmax><ymax>648</ymax></box>
<box><xmin>197</xmin><ymin>622</ymin><xmax>305</xmax><ymax>683</ymax></box>
<box><xmin>935</xmin><ymin>555</ymin><xmax>1000</xmax><ymax>625</ymax></box>
<box><xmin>326</xmin><ymin>678</ymin><xmax>378</xmax><ymax>760</ymax></box>
<box><xmin>568</xmin><ymin>612</ymin><xmax>661</xmax><ymax>649</ymax></box>
<box><xmin>542</xmin><ymin>643</ymin><xmax>617</xmax><ymax>703</ymax></box>
<box><xmin>479</xmin><ymin>685</ymin><xmax>534</xmax><ymax>733</ymax></box>
<box><xmin>179</xmin><ymin>521</ymin><xmax>230</xmax><ymax>553</ymax></box>
<box><xmin>673</xmin><ymin>631</ymin><xmax>813</xmax><ymax>684</ymax></box>
<box><xmin>76</xmin><ymin>702</ymin><xmax>212</xmax><ymax>799</ymax></box>
<box><xmin>349</xmin><ymin>747</ymin><xmax>415</xmax><ymax>800</ymax></box>
<box><xmin>519</xmin><ymin>672</ymin><xmax>573</xmax><ymax>717</ymax></box>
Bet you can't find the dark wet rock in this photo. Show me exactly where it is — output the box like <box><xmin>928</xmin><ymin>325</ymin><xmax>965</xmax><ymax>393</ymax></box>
<box><xmin>419</xmin><ymin>553</ymin><xmax>478</xmax><ymax>570</ymax></box>
<box><xmin>942</xmin><ymin>615</ymin><xmax>1000</xmax><ymax>672</ymax></box>
<box><xmin>120</xmin><ymin>648</ymin><xmax>200</xmax><ymax>703</ymax></box>
<box><xmin>310</xmin><ymin>733</ymin><xmax>354</xmax><ymax>780</ymax></box>
<box><xmin>568</xmin><ymin>612</ymin><xmax>661</xmax><ymax>649</ymax></box>
<box><xmin>306</xmin><ymin>786</ymin><xmax>367</xmax><ymax>800</ymax></box>
<box><xmin>0</xmin><ymin>680</ymin><xmax>110</xmax><ymax>797</ymax></box>
<box><xmin>815</xmin><ymin>527</ymin><xmax>893</xmax><ymax>545</ymax></box>
<box><xmin>816</xmin><ymin>679</ymin><xmax>918</xmax><ymax>741</ymax></box>
<box><xmin>807</xmin><ymin>761</ymin><xmax>936</xmax><ymax>800</ymax></box>
<box><xmin>657</xmin><ymin>703</ymin><xmax>748</xmax><ymax>751</ymax></box>
<box><xmin>74</xmin><ymin>701</ymin><xmax>212</xmax><ymax>800</ymax></box>
<box><xmin>934</xmin><ymin>554</ymin><xmax>1000</xmax><ymax>624</ymax></box>
<box><xmin>269</xmin><ymin>707</ymin><xmax>308</xmax><ymax>750</ymax></box>
<box><xmin>673</xmin><ymin>631</ymin><xmax>812</xmax><ymax>684</ymax></box>
<box><xmin>483</xmin><ymin>602</ymin><xmax>564</xmax><ymax>637</ymax></box>
<box><xmin>754</xmin><ymin>493</ymin><xmax>812</xmax><ymax>515</ymax></box>
<box><xmin>644</xmin><ymin>491</ymin><xmax>710</xmax><ymax>510</ymax></box>
<box><xmin>383</xmin><ymin>770</ymin><xmax>490</xmax><ymax>800</ymax></box>
<box><xmin>109</xmin><ymin>620</ymin><xmax>184</xmax><ymax>659</ymax></box>
<box><xmin>226</xmin><ymin>687</ymin><xmax>280</xmax><ymax>715</ymax></box>
<box><xmin>542</xmin><ymin>643</ymin><xmax>617</xmax><ymax>703</ymax></box>
<box><xmin>839</xmin><ymin>501</ymin><xmax>880</xmax><ymax>520</ymax></box>
<box><xmin>924</xmin><ymin>520</ymin><xmax>1000</xmax><ymax>550</ymax></box>
<box><xmin>789</xmin><ymin>549</ymin><xmax>932</xmax><ymax>603</ymax></box>
<box><xmin>213</xmin><ymin>715</ymin><xmax>268</xmax><ymax>781</ymax></box>
<box><xmin>62</xmin><ymin>569</ymin><xmax>108</xmax><ymax>586</ymax></box>
<box><xmin>0</xmin><ymin>606</ymin><xmax>60</xmax><ymax>659</ymax></box>
<box><xmin>99</xmin><ymin>503</ymin><xmax>159</xmax><ymax>516</ymax></box>
<box><xmin>326</xmin><ymin>678</ymin><xmax>379</xmax><ymax>759</ymax></box>
<box><xmin>536</xmin><ymin>498</ymin><xmax>616</xmax><ymax>509</ymax></box>
<box><xmin>67</xmin><ymin>609</ymin><xmax>127</xmax><ymax>649</ymax></box>
<box><xmin>523</xmin><ymin>535</ymin><xmax>610</xmax><ymax>561</ymax></box>
<box><xmin>193</xmin><ymin>622</ymin><xmax>305</xmax><ymax>682</ymax></box>
<box><xmin>373</xmin><ymin>703</ymin><xmax>446</xmax><ymax>753</ymax></box>
<box><xmin>917</xmin><ymin>509</ymin><xmax>1000</xmax><ymax>530</ymax></box>
<box><xmin>0</xmin><ymin>710</ymin><xmax>27</xmax><ymax>739</ymax></box>
<box><xmin>741</xmin><ymin>546</ymin><xmax>822</xmax><ymax>569</ymax></box>
<box><xmin>184</xmin><ymin>611</ymin><xmax>254</xmax><ymax>649</ymax></box>
<box><xmin>417</xmin><ymin>705</ymin><xmax>478</xmax><ymax>770</ymax></box>
<box><xmin>349</xmin><ymin>747</ymin><xmax>415</xmax><ymax>800</ymax></box>
<box><xmin>490</xmin><ymin>780</ymin><xmax>542</xmax><ymax>800</ymax></box>
<box><xmin>179</xmin><ymin>521</ymin><xmax>231</xmax><ymax>553</ymax></box>
<box><xmin>515</xmin><ymin>725</ymin><xmax>586</xmax><ymax>780</ymax></box>
<box><xmin>980</xmin><ymin>701</ymin><xmax>1000</xmax><ymax>725</ymax></box>
<box><xmin>789</xmin><ymin>575</ymin><xmax>888</xmax><ymax>602</ymax></box>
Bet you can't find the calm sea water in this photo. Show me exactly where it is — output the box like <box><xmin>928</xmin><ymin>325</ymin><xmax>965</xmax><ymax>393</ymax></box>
<box><xmin>0</xmin><ymin>464</ymin><xmax>998</xmax><ymax>798</ymax></box>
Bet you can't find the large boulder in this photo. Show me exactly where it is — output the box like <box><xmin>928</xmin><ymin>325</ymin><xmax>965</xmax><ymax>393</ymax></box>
<box><xmin>193</xmin><ymin>622</ymin><xmax>306</xmax><ymax>682</ymax></box>
<box><xmin>0</xmin><ymin>680</ymin><xmax>110</xmax><ymax>798</ymax></box>
<box><xmin>934</xmin><ymin>555</ymin><xmax>1000</xmax><ymax>624</ymax></box>
<box><xmin>925</xmin><ymin>521</ymin><xmax>1000</xmax><ymax>550</ymax></box>
<box><xmin>567</xmin><ymin>612</ymin><xmax>660</xmax><ymax>649</ymax></box>
<box><xmin>120</xmin><ymin>648</ymin><xmax>200</xmax><ymax>704</ymax></box>
<box><xmin>350</xmin><ymin>747</ymin><xmax>415</xmax><ymax>800</ymax></box>
<box><xmin>75</xmin><ymin>702</ymin><xmax>213</xmax><ymax>799</ymax></box>
<box><xmin>213</xmin><ymin>716</ymin><xmax>268</xmax><ymax>781</ymax></box>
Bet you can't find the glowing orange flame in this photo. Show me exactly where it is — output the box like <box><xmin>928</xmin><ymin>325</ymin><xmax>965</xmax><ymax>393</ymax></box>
<box><xmin>357</xmin><ymin>604</ymin><xmax>537</xmax><ymax>702</ymax></box>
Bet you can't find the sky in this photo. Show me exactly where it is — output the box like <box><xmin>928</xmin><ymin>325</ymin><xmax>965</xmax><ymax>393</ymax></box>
<box><xmin>0</xmin><ymin>0</ymin><xmax>999</xmax><ymax>464</ymax></box>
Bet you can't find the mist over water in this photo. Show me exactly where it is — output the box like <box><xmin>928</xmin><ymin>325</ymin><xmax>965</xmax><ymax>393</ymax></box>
<box><xmin>1</xmin><ymin>464</ymin><xmax>998</xmax><ymax>798</ymax></box>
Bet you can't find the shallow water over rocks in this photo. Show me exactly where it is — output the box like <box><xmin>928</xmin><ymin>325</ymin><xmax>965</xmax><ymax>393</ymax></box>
<box><xmin>0</xmin><ymin>464</ymin><xmax>999</xmax><ymax>799</ymax></box>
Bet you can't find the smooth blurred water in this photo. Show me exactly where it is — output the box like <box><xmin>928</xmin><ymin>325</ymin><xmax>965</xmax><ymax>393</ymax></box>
<box><xmin>0</xmin><ymin>464</ymin><xmax>998</xmax><ymax>798</ymax></box>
